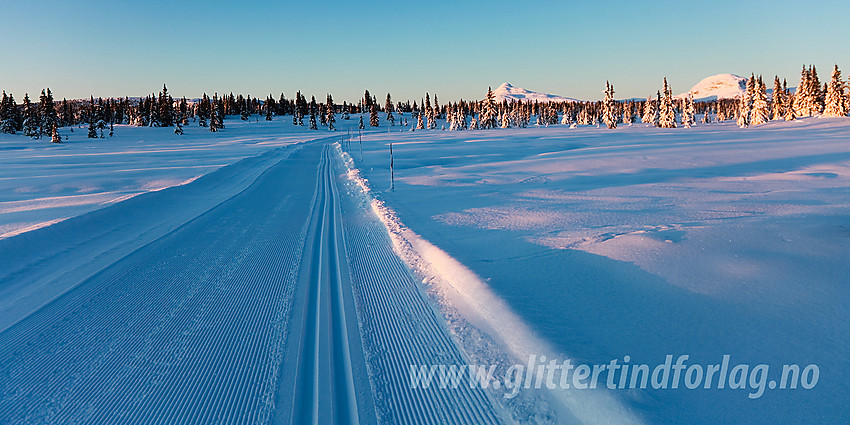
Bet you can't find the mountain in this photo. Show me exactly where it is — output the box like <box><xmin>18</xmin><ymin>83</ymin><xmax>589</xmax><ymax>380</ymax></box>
<box><xmin>492</xmin><ymin>83</ymin><xmax>578</xmax><ymax>103</ymax></box>
<box><xmin>677</xmin><ymin>74</ymin><xmax>747</xmax><ymax>101</ymax></box>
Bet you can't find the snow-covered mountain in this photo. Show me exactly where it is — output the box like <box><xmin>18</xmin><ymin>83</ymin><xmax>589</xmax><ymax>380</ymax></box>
<box><xmin>677</xmin><ymin>73</ymin><xmax>747</xmax><ymax>100</ymax></box>
<box><xmin>492</xmin><ymin>83</ymin><xmax>578</xmax><ymax>103</ymax></box>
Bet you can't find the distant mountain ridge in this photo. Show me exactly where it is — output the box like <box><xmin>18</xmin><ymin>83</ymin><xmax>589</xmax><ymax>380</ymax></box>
<box><xmin>492</xmin><ymin>83</ymin><xmax>578</xmax><ymax>103</ymax></box>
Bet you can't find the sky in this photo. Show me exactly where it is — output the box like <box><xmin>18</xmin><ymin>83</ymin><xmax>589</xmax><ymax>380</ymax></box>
<box><xmin>2</xmin><ymin>0</ymin><xmax>849</xmax><ymax>102</ymax></box>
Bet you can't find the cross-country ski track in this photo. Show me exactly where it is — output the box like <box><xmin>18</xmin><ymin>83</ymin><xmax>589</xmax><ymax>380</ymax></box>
<box><xmin>0</xmin><ymin>140</ymin><xmax>506</xmax><ymax>424</ymax></box>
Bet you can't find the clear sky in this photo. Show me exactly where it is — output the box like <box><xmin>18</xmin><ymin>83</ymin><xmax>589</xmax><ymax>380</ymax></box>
<box><xmin>2</xmin><ymin>0</ymin><xmax>848</xmax><ymax>102</ymax></box>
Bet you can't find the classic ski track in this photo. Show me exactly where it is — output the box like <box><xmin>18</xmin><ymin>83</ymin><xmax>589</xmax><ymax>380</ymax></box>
<box><xmin>289</xmin><ymin>146</ymin><xmax>361</xmax><ymax>425</ymax></box>
<box><xmin>0</xmin><ymin>139</ymin><xmax>506</xmax><ymax>424</ymax></box>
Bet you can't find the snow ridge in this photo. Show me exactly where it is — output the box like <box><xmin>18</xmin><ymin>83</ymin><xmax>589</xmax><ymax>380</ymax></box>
<box><xmin>337</xmin><ymin>144</ymin><xmax>643</xmax><ymax>425</ymax></box>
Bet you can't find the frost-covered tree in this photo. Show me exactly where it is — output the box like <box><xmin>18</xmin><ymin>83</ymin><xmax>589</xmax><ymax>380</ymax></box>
<box><xmin>738</xmin><ymin>75</ymin><xmax>755</xmax><ymax>127</ymax></box>
<box><xmin>158</xmin><ymin>84</ymin><xmax>174</xmax><ymax>127</ymax></box>
<box><xmin>369</xmin><ymin>104</ymin><xmax>379</xmax><ymax>127</ymax></box>
<box><xmin>750</xmin><ymin>76</ymin><xmax>770</xmax><ymax>126</ymax></box>
<box><xmin>38</xmin><ymin>89</ymin><xmax>58</xmax><ymax>136</ymax></box>
<box><xmin>657</xmin><ymin>78</ymin><xmax>676</xmax><ymax>128</ymax></box>
<box><xmin>22</xmin><ymin>94</ymin><xmax>40</xmax><ymax>139</ymax></box>
<box><xmin>602</xmin><ymin>81</ymin><xmax>617</xmax><ymax>129</ymax></box>
<box><xmin>480</xmin><ymin>87</ymin><xmax>498</xmax><ymax>129</ymax></box>
<box><xmin>326</xmin><ymin>94</ymin><xmax>336</xmax><ymax>131</ymax></box>
<box><xmin>771</xmin><ymin>76</ymin><xmax>785</xmax><ymax>120</ymax></box>
<box><xmin>51</xmin><ymin>123</ymin><xmax>61</xmax><ymax>143</ymax></box>
<box><xmin>385</xmin><ymin>93</ymin><xmax>394</xmax><ymax>126</ymax></box>
<box><xmin>0</xmin><ymin>92</ymin><xmax>17</xmax><ymax>134</ymax></box>
<box><xmin>681</xmin><ymin>93</ymin><xmax>696</xmax><ymax>128</ymax></box>
<box><xmin>823</xmin><ymin>65</ymin><xmax>846</xmax><ymax>117</ymax></box>
<box><xmin>358</xmin><ymin>115</ymin><xmax>365</xmax><ymax>129</ymax></box>
<box><xmin>641</xmin><ymin>94</ymin><xmax>656</xmax><ymax>124</ymax></box>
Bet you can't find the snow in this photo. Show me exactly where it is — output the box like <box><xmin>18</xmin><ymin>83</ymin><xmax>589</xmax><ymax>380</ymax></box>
<box><xmin>0</xmin><ymin>120</ymin><xmax>307</xmax><ymax>239</ymax></box>
<box><xmin>2</xmin><ymin>112</ymin><xmax>848</xmax><ymax>424</ymax></box>
<box><xmin>676</xmin><ymin>73</ymin><xmax>747</xmax><ymax>100</ymax></box>
<box><xmin>342</xmin><ymin>115</ymin><xmax>850</xmax><ymax>424</ymax></box>
<box><xmin>493</xmin><ymin>83</ymin><xmax>579</xmax><ymax>103</ymax></box>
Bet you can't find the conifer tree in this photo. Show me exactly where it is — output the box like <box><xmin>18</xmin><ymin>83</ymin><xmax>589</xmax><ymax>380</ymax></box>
<box><xmin>359</xmin><ymin>115</ymin><xmax>365</xmax><ymax>129</ymax></box>
<box><xmin>657</xmin><ymin>78</ymin><xmax>677</xmax><ymax>128</ymax></box>
<box><xmin>326</xmin><ymin>94</ymin><xmax>335</xmax><ymax>131</ymax></box>
<box><xmin>23</xmin><ymin>94</ymin><xmax>40</xmax><ymax>138</ymax></box>
<box><xmin>823</xmin><ymin>65</ymin><xmax>846</xmax><ymax>117</ymax></box>
<box><xmin>481</xmin><ymin>87</ymin><xmax>498</xmax><ymax>129</ymax></box>
<box><xmin>641</xmin><ymin>94</ymin><xmax>656</xmax><ymax>124</ymax></box>
<box><xmin>750</xmin><ymin>76</ymin><xmax>770</xmax><ymax>125</ymax></box>
<box><xmin>370</xmin><ymin>104</ymin><xmax>379</xmax><ymax>127</ymax></box>
<box><xmin>681</xmin><ymin>93</ymin><xmax>696</xmax><ymax>127</ymax></box>
<box><xmin>738</xmin><ymin>75</ymin><xmax>755</xmax><ymax>127</ymax></box>
<box><xmin>385</xmin><ymin>94</ymin><xmax>394</xmax><ymax>126</ymax></box>
<box><xmin>602</xmin><ymin>81</ymin><xmax>618</xmax><ymax>129</ymax></box>
<box><xmin>771</xmin><ymin>76</ymin><xmax>785</xmax><ymax>120</ymax></box>
<box><xmin>38</xmin><ymin>88</ymin><xmax>58</xmax><ymax>136</ymax></box>
<box><xmin>159</xmin><ymin>84</ymin><xmax>174</xmax><ymax>127</ymax></box>
<box><xmin>309</xmin><ymin>97</ymin><xmax>318</xmax><ymax>130</ymax></box>
<box><xmin>51</xmin><ymin>122</ymin><xmax>61</xmax><ymax>143</ymax></box>
<box><xmin>0</xmin><ymin>91</ymin><xmax>16</xmax><ymax>134</ymax></box>
<box><xmin>415</xmin><ymin>109</ymin><xmax>424</xmax><ymax>129</ymax></box>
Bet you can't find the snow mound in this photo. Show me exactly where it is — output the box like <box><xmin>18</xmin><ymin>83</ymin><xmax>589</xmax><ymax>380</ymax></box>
<box><xmin>677</xmin><ymin>73</ymin><xmax>747</xmax><ymax>100</ymax></box>
<box><xmin>493</xmin><ymin>83</ymin><xmax>578</xmax><ymax>103</ymax></box>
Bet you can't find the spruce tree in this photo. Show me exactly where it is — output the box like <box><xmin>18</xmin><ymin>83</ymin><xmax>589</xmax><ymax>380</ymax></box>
<box><xmin>750</xmin><ymin>76</ymin><xmax>770</xmax><ymax>125</ymax></box>
<box><xmin>415</xmin><ymin>109</ymin><xmax>424</xmax><ymax>129</ymax></box>
<box><xmin>22</xmin><ymin>94</ymin><xmax>40</xmax><ymax>139</ymax></box>
<box><xmin>359</xmin><ymin>115</ymin><xmax>365</xmax><ymax>129</ymax></box>
<box><xmin>385</xmin><ymin>93</ymin><xmax>394</xmax><ymax>126</ymax></box>
<box><xmin>657</xmin><ymin>78</ymin><xmax>676</xmax><ymax>128</ymax></box>
<box><xmin>0</xmin><ymin>91</ymin><xmax>15</xmax><ymax>134</ymax></box>
<box><xmin>51</xmin><ymin>123</ymin><xmax>61</xmax><ymax>143</ymax></box>
<box><xmin>823</xmin><ymin>65</ymin><xmax>846</xmax><ymax>117</ymax></box>
<box><xmin>681</xmin><ymin>93</ymin><xmax>696</xmax><ymax>128</ymax></box>
<box><xmin>738</xmin><ymin>75</ymin><xmax>755</xmax><ymax>127</ymax></box>
<box><xmin>481</xmin><ymin>87</ymin><xmax>498</xmax><ymax>129</ymax></box>
<box><xmin>38</xmin><ymin>88</ymin><xmax>58</xmax><ymax>136</ymax></box>
<box><xmin>771</xmin><ymin>76</ymin><xmax>784</xmax><ymax>120</ymax></box>
<box><xmin>602</xmin><ymin>81</ymin><xmax>617</xmax><ymax>129</ymax></box>
<box><xmin>641</xmin><ymin>94</ymin><xmax>655</xmax><ymax>124</ymax></box>
<box><xmin>370</xmin><ymin>104</ymin><xmax>379</xmax><ymax>127</ymax></box>
<box><xmin>326</xmin><ymin>94</ymin><xmax>335</xmax><ymax>131</ymax></box>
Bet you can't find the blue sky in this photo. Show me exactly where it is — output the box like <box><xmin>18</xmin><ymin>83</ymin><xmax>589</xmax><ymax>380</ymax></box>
<box><xmin>2</xmin><ymin>0</ymin><xmax>848</xmax><ymax>102</ymax></box>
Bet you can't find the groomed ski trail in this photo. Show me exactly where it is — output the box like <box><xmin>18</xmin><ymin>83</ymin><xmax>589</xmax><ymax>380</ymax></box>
<box><xmin>0</xmin><ymin>141</ymin><xmax>507</xmax><ymax>424</ymax></box>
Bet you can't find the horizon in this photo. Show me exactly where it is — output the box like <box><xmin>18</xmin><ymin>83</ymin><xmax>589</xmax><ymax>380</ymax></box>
<box><xmin>2</xmin><ymin>0</ymin><xmax>849</xmax><ymax>102</ymax></box>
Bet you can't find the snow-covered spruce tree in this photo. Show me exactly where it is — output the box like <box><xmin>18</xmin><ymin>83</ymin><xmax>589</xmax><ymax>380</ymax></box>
<box><xmin>702</xmin><ymin>104</ymin><xmax>712</xmax><ymax>123</ymax></box>
<box><xmin>209</xmin><ymin>96</ymin><xmax>221</xmax><ymax>132</ymax></box>
<box><xmin>750</xmin><ymin>76</ymin><xmax>770</xmax><ymax>126</ymax></box>
<box><xmin>415</xmin><ymin>108</ymin><xmax>424</xmax><ymax>129</ymax></box>
<box><xmin>51</xmin><ymin>123</ymin><xmax>61</xmax><ymax>143</ymax></box>
<box><xmin>0</xmin><ymin>92</ymin><xmax>16</xmax><ymax>134</ymax></box>
<box><xmin>359</xmin><ymin>115</ymin><xmax>365</xmax><ymax>130</ymax></box>
<box><xmin>500</xmin><ymin>109</ymin><xmax>512</xmax><ymax>128</ymax></box>
<box><xmin>22</xmin><ymin>94</ymin><xmax>40</xmax><ymax>139</ymax></box>
<box><xmin>657</xmin><ymin>78</ymin><xmax>676</xmax><ymax>128</ymax></box>
<box><xmin>641</xmin><ymin>94</ymin><xmax>655</xmax><ymax>124</ymax></box>
<box><xmin>602</xmin><ymin>81</ymin><xmax>617</xmax><ymax>129</ymax></box>
<box><xmin>309</xmin><ymin>102</ymin><xmax>318</xmax><ymax>130</ymax></box>
<box><xmin>811</xmin><ymin>65</ymin><xmax>824</xmax><ymax>114</ymax></box>
<box><xmin>385</xmin><ymin>94</ymin><xmax>394</xmax><ymax>126</ymax></box>
<box><xmin>369</xmin><ymin>104</ymin><xmax>379</xmax><ymax>127</ymax></box>
<box><xmin>158</xmin><ymin>84</ymin><xmax>174</xmax><ymax>127</ymax></box>
<box><xmin>681</xmin><ymin>93</ymin><xmax>696</xmax><ymax>127</ymax></box>
<box><xmin>771</xmin><ymin>76</ymin><xmax>785</xmax><ymax>120</ymax></box>
<box><xmin>622</xmin><ymin>101</ymin><xmax>632</xmax><ymax>124</ymax></box>
<box><xmin>737</xmin><ymin>75</ymin><xmax>755</xmax><ymax>127</ymax></box>
<box><xmin>326</xmin><ymin>94</ymin><xmax>336</xmax><ymax>131</ymax></box>
<box><xmin>39</xmin><ymin>89</ymin><xmax>58</xmax><ymax>136</ymax></box>
<box><xmin>823</xmin><ymin>65</ymin><xmax>846</xmax><ymax>117</ymax></box>
<box><xmin>174</xmin><ymin>118</ymin><xmax>184</xmax><ymax>135</ymax></box>
<box><xmin>480</xmin><ymin>87</ymin><xmax>498</xmax><ymax>129</ymax></box>
<box><xmin>793</xmin><ymin>66</ymin><xmax>810</xmax><ymax>117</ymax></box>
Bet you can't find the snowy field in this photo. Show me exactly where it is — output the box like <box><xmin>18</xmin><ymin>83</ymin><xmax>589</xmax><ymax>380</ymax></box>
<box><xmin>0</xmin><ymin>120</ymin><xmax>308</xmax><ymax>239</ymax></box>
<box><xmin>0</xmin><ymin>114</ymin><xmax>848</xmax><ymax>424</ymax></box>
<box><xmin>343</xmin><ymin>116</ymin><xmax>850</xmax><ymax>424</ymax></box>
